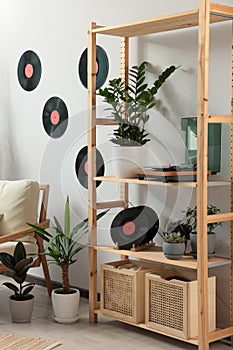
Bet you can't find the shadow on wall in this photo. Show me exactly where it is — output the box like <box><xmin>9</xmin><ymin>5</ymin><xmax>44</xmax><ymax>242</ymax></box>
<box><xmin>0</xmin><ymin>59</ymin><xmax>17</xmax><ymax>180</ymax></box>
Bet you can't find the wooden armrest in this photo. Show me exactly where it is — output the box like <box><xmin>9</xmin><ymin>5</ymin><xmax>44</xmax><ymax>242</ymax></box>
<box><xmin>0</xmin><ymin>219</ymin><xmax>50</xmax><ymax>244</ymax></box>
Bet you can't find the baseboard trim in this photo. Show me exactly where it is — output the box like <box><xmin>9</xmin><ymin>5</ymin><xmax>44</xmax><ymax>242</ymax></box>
<box><xmin>27</xmin><ymin>274</ymin><xmax>90</xmax><ymax>299</ymax></box>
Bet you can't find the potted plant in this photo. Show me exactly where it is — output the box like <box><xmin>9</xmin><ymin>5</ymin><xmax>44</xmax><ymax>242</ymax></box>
<box><xmin>159</xmin><ymin>220</ymin><xmax>190</xmax><ymax>260</ymax></box>
<box><xmin>98</xmin><ymin>61</ymin><xmax>178</xmax><ymax>177</ymax></box>
<box><xmin>0</xmin><ymin>241</ymin><xmax>35</xmax><ymax>323</ymax></box>
<box><xmin>27</xmin><ymin>196</ymin><xmax>107</xmax><ymax>323</ymax></box>
<box><xmin>183</xmin><ymin>204</ymin><xmax>222</xmax><ymax>258</ymax></box>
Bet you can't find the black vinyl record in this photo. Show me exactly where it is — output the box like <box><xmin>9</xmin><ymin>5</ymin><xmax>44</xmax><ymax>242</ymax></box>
<box><xmin>17</xmin><ymin>50</ymin><xmax>42</xmax><ymax>91</ymax></box>
<box><xmin>110</xmin><ymin>206</ymin><xmax>150</xmax><ymax>250</ymax></box>
<box><xmin>137</xmin><ymin>205</ymin><xmax>159</xmax><ymax>244</ymax></box>
<box><xmin>78</xmin><ymin>45</ymin><xmax>109</xmax><ymax>89</ymax></box>
<box><xmin>42</xmin><ymin>96</ymin><xmax>68</xmax><ymax>138</ymax></box>
<box><xmin>75</xmin><ymin>146</ymin><xmax>105</xmax><ymax>189</ymax></box>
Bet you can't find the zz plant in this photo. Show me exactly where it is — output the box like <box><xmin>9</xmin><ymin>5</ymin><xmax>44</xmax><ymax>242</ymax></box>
<box><xmin>98</xmin><ymin>61</ymin><xmax>178</xmax><ymax>146</ymax></box>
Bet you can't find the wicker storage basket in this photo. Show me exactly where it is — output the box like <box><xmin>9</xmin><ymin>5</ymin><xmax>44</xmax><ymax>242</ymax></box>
<box><xmin>100</xmin><ymin>260</ymin><xmax>158</xmax><ymax>323</ymax></box>
<box><xmin>145</xmin><ymin>268</ymin><xmax>216</xmax><ymax>339</ymax></box>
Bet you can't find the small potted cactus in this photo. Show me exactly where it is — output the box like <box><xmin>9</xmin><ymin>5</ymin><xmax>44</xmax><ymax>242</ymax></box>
<box><xmin>160</xmin><ymin>220</ymin><xmax>190</xmax><ymax>260</ymax></box>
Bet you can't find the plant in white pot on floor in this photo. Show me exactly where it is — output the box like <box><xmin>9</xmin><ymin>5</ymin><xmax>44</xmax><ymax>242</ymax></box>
<box><xmin>0</xmin><ymin>241</ymin><xmax>35</xmax><ymax>323</ymax></box>
<box><xmin>28</xmin><ymin>196</ymin><xmax>107</xmax><ymax>323</ymax></box>
<box><xmin>98</xmin><ymin>61</ymin><xmax>178</xmax><ymax>177</ymax></box>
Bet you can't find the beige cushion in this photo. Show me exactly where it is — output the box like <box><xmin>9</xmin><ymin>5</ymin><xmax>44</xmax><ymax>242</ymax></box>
<box><xmin>0</xmin><ymin>179</ymin><xmax>39</xmax><ymax>236</ymax></box>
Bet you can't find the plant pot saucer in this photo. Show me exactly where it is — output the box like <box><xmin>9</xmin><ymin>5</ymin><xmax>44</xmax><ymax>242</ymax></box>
<box><xmin>190</xmin><ymin>252</ymin><xmax>215</xmax><ymax>259</ymax></box>
<box><xmin>53</xmin><ymin>314</ymin><xmax>79</xmax><ymax>324</ymax></box>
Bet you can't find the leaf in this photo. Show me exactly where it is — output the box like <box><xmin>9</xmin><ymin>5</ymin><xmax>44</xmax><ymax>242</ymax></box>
<box><xmin>0</xmin><ymin>253</ymin><xmax>16</xmax><ymax>271</ymax></box>
<box><xmin>22</xmin><ymin>284</ymin><xmax>35</xmax><ymax>296</ymax></box>
<box><xmin>14</xmin><ymin>241</ymin><xmax>26</xmax><ymax>263</ymax></box>
<box><xmin>64</xmin><ymin>196</ymin><xmax>71</xmax><ymax>238</ymax></box>
<box><xmin>3</xmin><ymin>282</ymin><xmax>19</xmax><ymax>293</ymax></box>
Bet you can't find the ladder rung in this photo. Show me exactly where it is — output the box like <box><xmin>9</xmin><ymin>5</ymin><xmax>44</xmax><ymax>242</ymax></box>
<box><xmin>96</xmin><ymin>118</ymin><xmax>118</xmax><ymax>125</ymax></box>
<box><xmin>208</xmin><ymin>114</ymin><xmax>233</xmax><ymax>123</ymax></box>
<box><xmin>207</xmin><ymin>212</ymin><xmax>233</xmax><ymax>224</ymax></box>
<box><xmin>96</xmin><ymin>200</ymin><xmax>125</xmax><ymax>209</ymax></box>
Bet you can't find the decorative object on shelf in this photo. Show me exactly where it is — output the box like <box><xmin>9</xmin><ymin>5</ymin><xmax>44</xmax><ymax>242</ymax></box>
<box><xmin>98</xmin><ymin>61</ymin><xmax>178</xmax><ymax>177</ymax></box>
<box><xmin>110</xmin><ymin>205</ymin><xmax>159</xmax><ymax>250</ymax></box>
<box><xmin>183</xmin><ymin>204</ymin><xmax>222</xmax><ymax>258</ymax></box>
<box><xmin>17</xmin><ymin>50</ymin><xmax>42</xmax><ymax>91</ymax></box>
<box><xmin>27</xmin><ymin>196</ymin><xmax>107</xmax><ymax>323</ymax></box>
<box><xmin>145</xmin><ymin>268</ymin><xmax>216</xmax><ymax>339</ymax></box>
<box><xmin>79</xmin><ymin>45</ymin><xmax>109</xmax><ymax>89</ymax></box>
<box><xmin>181</xmin><ymin>116</ymin><xmax>222</xmax><ymax>174</ymax></box>
<box><xmin>75</xmin><ymin>145</ymin><xmax>105</xmax><ymax>189</ymax></box>
<box><xmin>159</xmin><ymin>220</ymin><xmax>190</xmax><ymax>260</ymax></box>
<box><xmin>42</xmin><ymin>96</ymin><xmax>69</xmax><ymax>139</ymax></box>
<box><xmin>101</xmin><ymin>259</ymin><xmax>158</xmax><ymax>324</ymax></box>
<box><xmin>132</xmin><ymin>165</ymin><xmax>211</xmax><ymax>182</ymax></box>
<box><xmin>0</xmin><ymin>241</ymin><xmax>35</xmax><ymax>323</ymax></box>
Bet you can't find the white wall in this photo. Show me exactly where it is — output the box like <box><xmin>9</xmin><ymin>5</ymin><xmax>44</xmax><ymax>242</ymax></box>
<box><xmin>0</xmin><ymin>0</ymin><xmax>232</xmax><ymax>327</ymax></box>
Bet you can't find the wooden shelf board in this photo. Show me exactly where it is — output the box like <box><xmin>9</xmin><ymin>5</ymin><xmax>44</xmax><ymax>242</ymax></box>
<box><xmin>96</xmin><ymin>118</ymin><xmax>118</xmax><ymax>126</ymax></box>
<box><xmin>92</xmin><ymin>7</ymin><xmax>232</xmax><ymax>37</ymax></box>
<box><xmin>208</xmin><ymin>114</ymin><xmax>233</xmax><ymax>123</ymax></box>
<box><xmin>93</xmin><ymin>245</ymin><xmax>231</xmax><ymax>269</ymax></box>
<box><xmin>94</xmin><ymin>310</ymin><xmax>233</xmax><ymax>346</ymax></box>
<box><xmin>94</xmin><ymin>176</ymin><xmax>230</xmax><ymax>188</ymax></box>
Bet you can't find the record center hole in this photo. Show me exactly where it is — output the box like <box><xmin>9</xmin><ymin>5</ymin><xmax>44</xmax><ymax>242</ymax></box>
<box><xmin>50</xmin><ymin>110</ymin><xmax>60</xmax><ymax>125</ymax></box>
<box><xmin>24</xmin><ymin>64</ymin><xmax>34</xmax><ymax>79</ymax></box>
<box><xmin>123</xmin><ymin>221</ymin><xmax>136</xmax><ymax>235</ymax></box>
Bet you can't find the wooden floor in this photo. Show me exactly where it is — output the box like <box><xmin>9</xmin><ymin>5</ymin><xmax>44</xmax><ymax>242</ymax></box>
<box><xmin>0</xmin><ymin>274</ymin><xmax>231</xmax><ymax>350</ymax></box>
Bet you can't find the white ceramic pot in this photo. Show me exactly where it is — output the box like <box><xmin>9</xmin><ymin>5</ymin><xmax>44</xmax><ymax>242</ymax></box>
<box><xmin>52</xmin><ymin>288</ymin><xmax>80</xmax><ymax>323</ymax></box>
<box><xmin>9</xmin><ymin>295</ymin><xmax>34</xmax><ymax>323</ymax></box>
<box><xmin>112</xmin><ymin>145</ymin><xmax>145</xmax><ymax>178</ymax></box>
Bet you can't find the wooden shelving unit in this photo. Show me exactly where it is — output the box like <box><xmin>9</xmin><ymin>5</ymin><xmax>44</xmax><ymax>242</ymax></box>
<box><xmin>87</xmin><ymin>2</ymin><xmax>233</xmax><ymax>349</ymax></box>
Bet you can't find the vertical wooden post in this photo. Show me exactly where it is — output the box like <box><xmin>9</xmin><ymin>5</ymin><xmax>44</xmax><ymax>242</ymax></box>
<box><xmin>231</xmin><ymin>19</ymin><xmax>233</xmax><ymax>347</ymax></box>
<box><xmin>197</xmin><ymin>1</ymin><xmax>210</xmax><ymax>349</ymax></box>
<box><xmin>120</xmin><ymin>37</ymin><xmax>129</xmax><ymax>84</ymax></box>
<box><xmin>120</xmin><ymin>36</ymin><xmax>129</xmax><ymax>261</ymax></box>
<box><xmin>88</xmin><ymin>22</ymin><xmax>98</xmax><ymax>323</ymax></box>
<box><xmin>120</xmin><ymin>37</ymin><xmax>129</xmax><ymax>210</ymax></box>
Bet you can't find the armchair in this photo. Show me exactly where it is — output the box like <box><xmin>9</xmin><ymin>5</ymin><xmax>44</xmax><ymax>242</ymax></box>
<box><xmin>0</xmin><ymin>180</ymin><xmax>52</xmax><ymax>295</ymax></box>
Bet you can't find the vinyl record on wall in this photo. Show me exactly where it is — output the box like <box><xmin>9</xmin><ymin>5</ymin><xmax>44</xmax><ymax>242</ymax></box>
<box><xmin>78</xmin><ymin>45</ymin><xmax>109</xmax><ymax>89</ymax></box>
<box><xmin>17</xmin><ymin>50</ymin><xmax>42</xmax><ymax>91</ymax></box>
<box><xmin>42</xmin><ymin>96</ymin><xmax>68</xmax><ymax>138</ymax></box>
<box><xmin>110</xmin><ymin>206</ymin><xmax>150</xmax><ymax>250</ymax></box>
<box><xmin>75</xmin><ymin>145</ymin><xmax>105</xmax><ymax>189</ymax></box>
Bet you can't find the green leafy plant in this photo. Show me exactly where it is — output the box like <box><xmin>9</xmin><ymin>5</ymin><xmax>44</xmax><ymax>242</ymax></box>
<box><xmin>183</xmin><ymin>204</ymin><xmax>222</xmax><ymax>234</ymax></box>
<box><xmin>27</xmin><ymin>196</ymin><xmax>107</xmax><ymax>294</ymax></box>
<box><xmin>0</xmin><ymin>241</ymin><xmax>35</xmax><ymax>300</ymax></box>
<box><xmin>98</xmin><ymin>61</ymin><xmax>178</xmax><ymax>146</ymax></box>
<box><xmin>160</xmin><ymin>220</ymin><xmax>190</xmax><ymax>243</ymax></box>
